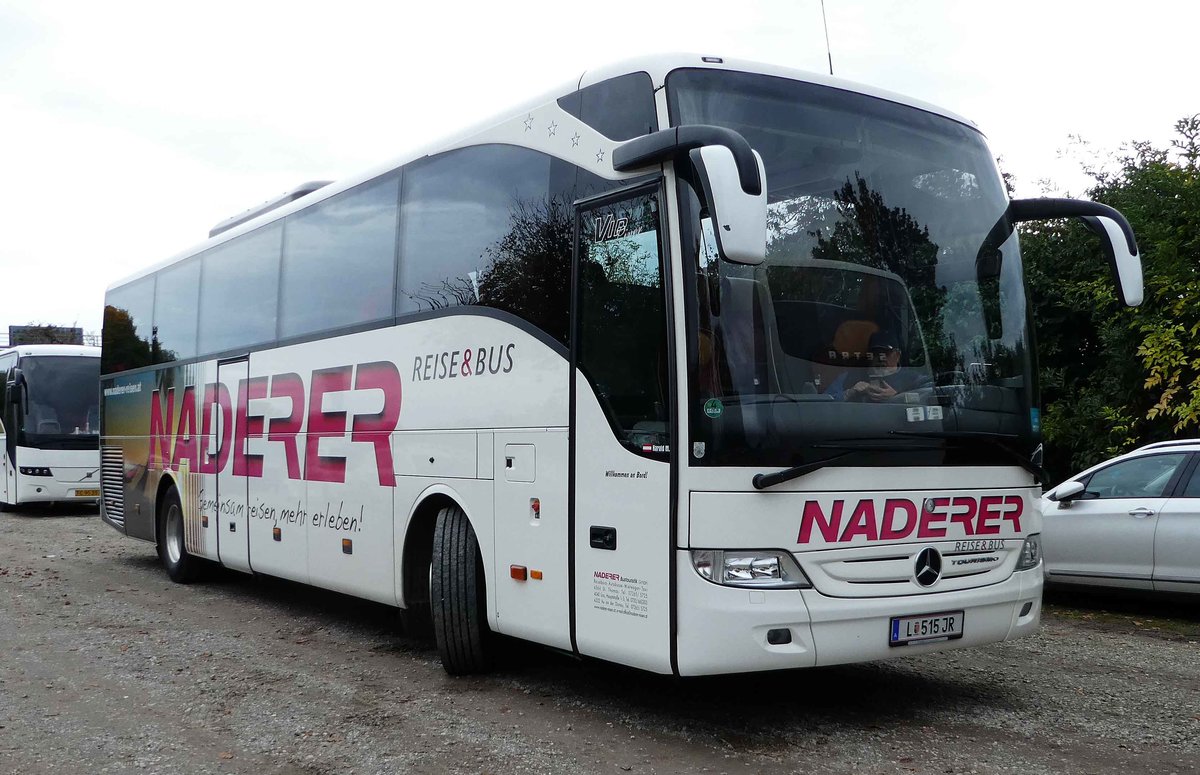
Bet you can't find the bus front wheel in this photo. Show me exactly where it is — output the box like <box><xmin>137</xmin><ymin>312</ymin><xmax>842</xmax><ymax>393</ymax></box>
<box><xmin>431</xmin><ymin>504</ymin><xmax>493</xmax><ymax>674</ymax></box>
<box><xmin>157</xmin><ymin>486</ymin><xmax>202</xmax><ymax>584</ymax></box>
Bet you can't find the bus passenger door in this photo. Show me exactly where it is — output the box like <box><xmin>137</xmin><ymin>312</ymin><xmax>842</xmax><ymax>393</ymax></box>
<box><xmin>216</xmin><ymin>358</ymin><xmax>251</xmax><ymax>573</ymax></box>
<box><xmin>0</xmin><ymin>413</ymin><xmax>9</xmax><ymax>505</ymax></box>
<box><xmin>570</xmin><ymin>185</ymin><xmax>675</xmax><ymax>673</ymax></box>
<box><xmin>0</xmin><ymin>355</ymin><xmax>15</xmax><ymax>505</ymax></box>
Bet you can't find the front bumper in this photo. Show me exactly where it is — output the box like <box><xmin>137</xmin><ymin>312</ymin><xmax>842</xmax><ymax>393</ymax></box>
<box><xmin>15</xmin><ymin>469</ymin><xmax>102</xmax><ymax>504</ymax></box>
<box><xmin>674</xmin><ymin>550</ymin><xmax>1042</xmax><ymax>676</ymax></box>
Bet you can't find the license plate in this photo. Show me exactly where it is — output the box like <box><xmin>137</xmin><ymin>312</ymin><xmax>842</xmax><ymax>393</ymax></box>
<box><xmin>75</xmin><ymin>489</ymin><xmax>100</xmax><ymax>498</ymax></box>
<box><xmin>889</xmin><ymin>610</ymin><xmax>964</xmax><ymax>646</ymax></box>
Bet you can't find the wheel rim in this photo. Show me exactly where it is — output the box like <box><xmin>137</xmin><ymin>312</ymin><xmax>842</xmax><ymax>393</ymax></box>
<box><xmin>166</xmin><ymin>503</ymin><xmax>183</xmax><ymax>565</ymax></box>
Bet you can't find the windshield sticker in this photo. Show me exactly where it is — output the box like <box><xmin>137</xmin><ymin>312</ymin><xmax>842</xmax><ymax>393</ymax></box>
<box><xmin>693</xmin><ymin>441</ymin><xmax>706</xmax><ymax>459</ymax></box>
<box><xmin>703</xmin><ymin>398</ymin><xmax>723</xmax><ymax>419</ymax></box>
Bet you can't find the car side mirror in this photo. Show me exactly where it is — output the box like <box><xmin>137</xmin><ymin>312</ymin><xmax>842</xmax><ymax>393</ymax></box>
<box><xmin>1051</xmin><ymin>480</ymin><xmax>1087</xmax><ymax>507</ymax></box>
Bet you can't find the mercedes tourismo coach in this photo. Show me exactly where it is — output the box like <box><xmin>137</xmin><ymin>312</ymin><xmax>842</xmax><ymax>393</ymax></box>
<box><xmin>1</xmin><ymin>344</ymin><xmax>102</xmax><ymax>509</ymax></box>
<box><xmin>99</xmin><ymin>55</ymin><xmax>1144</xmax><ymax>676</ymax></box>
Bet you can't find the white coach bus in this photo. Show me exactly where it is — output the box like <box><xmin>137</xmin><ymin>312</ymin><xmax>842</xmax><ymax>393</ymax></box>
<box><xmin>100</xmin><ymin>55</ymin><xmax>1143</xmax><ymax>676</ymax></box>
<box><xmin>1</xmin><ymin>344</ymin><xmax>102</xmax><ymax>508</ymax></box>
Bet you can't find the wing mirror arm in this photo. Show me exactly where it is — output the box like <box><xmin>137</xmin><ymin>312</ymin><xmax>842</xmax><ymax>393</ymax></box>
<box><xmin>614</xmin><ymin>125</ymin><xmax>767</xmax><ymax>265</ymax></box>
<box><xmin>976</xmin><ymin>197</ymin><xmax>1143</xmax><ymax>307</ymax></box>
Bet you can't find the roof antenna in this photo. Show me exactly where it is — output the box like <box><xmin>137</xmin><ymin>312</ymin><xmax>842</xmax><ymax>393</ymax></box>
<box><xmin>820</xmin><ymin>0</ymin><xmax>834</xmax><ymax>76</ymax></box>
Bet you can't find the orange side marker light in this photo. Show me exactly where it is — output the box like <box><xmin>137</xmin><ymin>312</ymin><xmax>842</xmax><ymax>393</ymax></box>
<box><xmin>510</xmin><ymin>565</ymin><xmax>528</xmax><ymax>581</ymax></box>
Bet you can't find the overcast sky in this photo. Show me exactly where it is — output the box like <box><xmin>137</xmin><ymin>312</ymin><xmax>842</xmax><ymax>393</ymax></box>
<box><xmin>2</xmin><ymin>0</ymin><xmax>1196</xmax><ymax>337</ymax></box>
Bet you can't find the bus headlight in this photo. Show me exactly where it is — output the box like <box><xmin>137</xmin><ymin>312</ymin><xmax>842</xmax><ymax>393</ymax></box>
<box><xmin>19</xmin><ymin>467</ymin><xmax>52</xmax><ymax>477</ymax></box>
<box><xmin>1016</xmin><ymin>534</ymin><xmax>1042</xmax><ymax>570</ymax></box>
<box><xmin>690</xmin><ymin>549</ymin><xmax>812</xmax><ymax>589</ymax></box>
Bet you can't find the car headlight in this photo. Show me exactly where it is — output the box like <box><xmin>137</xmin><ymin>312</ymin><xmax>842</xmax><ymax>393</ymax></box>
<box><xmin>1016</xmin><ymin>534</ymin><xmax>1041</xmax><ymax>570</ymax></box>
<box><xmin>690</xmin><ymin>549</ymin><xmax>812</xmax><ymax>589</ymax></box>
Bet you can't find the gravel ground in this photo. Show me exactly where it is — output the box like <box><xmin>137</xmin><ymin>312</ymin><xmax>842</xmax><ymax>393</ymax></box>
<box><xmin>0</xmin><ymin>505</ymin><xmax>1197</xmax><ymax>775</ymax></box>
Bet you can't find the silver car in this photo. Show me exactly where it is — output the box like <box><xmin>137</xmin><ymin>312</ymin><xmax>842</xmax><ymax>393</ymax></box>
<box><xmin>1041</xmin><ymin>440</ymin><xmax>1200</xmax><ymax>594</ymax></box>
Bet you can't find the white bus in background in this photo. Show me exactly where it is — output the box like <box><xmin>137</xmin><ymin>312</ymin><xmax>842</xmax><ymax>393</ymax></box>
<box><xmin>99</xmin><ymin>54</ymin><xmax>1144</xmax><ymax>676</ymax></box>
<box><xmin>1</xmin><ymin>344</ymin><xmax>102</xmax><ymax>509</ymax></box>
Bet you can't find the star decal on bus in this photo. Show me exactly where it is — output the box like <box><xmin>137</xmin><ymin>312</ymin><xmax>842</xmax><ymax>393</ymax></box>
<box><xmin>571</xmin><ymin>132</ymin><xmax>580</xmax><ymax>147</ymax></box>
<box><xmin>523</xmin><ymin>114</ymin><xmax>534</xmax><ymax>131</ymax></box>
<box><xmin>596</xmin><ymin>149</ymin><xmax>605</xmax><ymax>163</ymax></box>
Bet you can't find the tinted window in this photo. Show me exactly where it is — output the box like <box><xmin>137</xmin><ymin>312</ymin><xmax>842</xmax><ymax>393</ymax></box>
<box><xmin>559</xmin><ymin>72</ymin><xmax>658</xmax><ymax>141</ymax></box>
<box><xmin>199</xmin><ymin>224</ymin><xmax>282</xmax><ymax>354</ymax></box>
<box><xmin>152</xmin><ymin>257</ymin><xmax>200</xmax><ymax>362</ymax></box>
<box><xmin>1085</xmin><ymin>453</ymin><xmax>1188</xmax><ymax>499</ymax></box>
<box><xmin>102</xmin><ymin>275</ymin><xmax>156</xmax><ymax>374</ymax></box>
<box><xmin>397</xmin><ymin>145</ymin><xmax>551</xmax><ymax>313</ymax></box>
<box><xmin>280</xmin><ymin>175</ymin><xmax>400</xmax><ymax>338</ymax></box>
<box><xmin>576</xmin><ymin>188</ymin><xmax>670</xmax><ymax>455</ymax></box>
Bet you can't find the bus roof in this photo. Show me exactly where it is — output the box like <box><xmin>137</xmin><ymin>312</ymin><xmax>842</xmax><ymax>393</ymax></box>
<box><xmin>106</xmin><ymin>53</ymin><xmax>980</xmax><ymax>293</ymax></box>
<box><xmin>0</xmin><ymin>344</ymin><xmax>101</xmax><ymax>359</ymax></box>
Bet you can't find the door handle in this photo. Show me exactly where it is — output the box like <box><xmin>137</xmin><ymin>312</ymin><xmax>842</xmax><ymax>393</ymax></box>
<box><xmin>1128</xmin><ymin>507</ymin><xmax>1156</xmax><ymax>518</ymax></box>
<box><xmin>590</xmin><ymin>526</ymin><xmax>617</xmax><ymax>550</ymax></box>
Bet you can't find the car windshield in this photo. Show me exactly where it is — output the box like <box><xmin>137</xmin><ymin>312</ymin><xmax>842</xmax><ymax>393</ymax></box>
<box><xmin>19</xmin><ymin>356</ymin><xmax>100</xmax><ymax>448</ymax></box>
<box><xmin>668</xmin><ymin>69</ymin><xmax>1037</xmax><ymax>468</ymax></box>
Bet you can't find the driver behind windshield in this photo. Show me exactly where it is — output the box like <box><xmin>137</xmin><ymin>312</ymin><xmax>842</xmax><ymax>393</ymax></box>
<box><xmin>825</xmin><ymin>330</ymin><xmax>924</xmax><ymax>402</ymax></box>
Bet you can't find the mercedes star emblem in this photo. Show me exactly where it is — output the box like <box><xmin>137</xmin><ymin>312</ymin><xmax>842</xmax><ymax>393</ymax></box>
<box><xmin>915</xmin><ymin>547</ymin><xmax>942</xmax><ymax>587</ymax></box>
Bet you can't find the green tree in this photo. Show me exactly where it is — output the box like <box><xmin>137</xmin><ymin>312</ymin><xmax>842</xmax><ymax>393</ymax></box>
<box><xmin>1020</xmin><ymin>115</ymin><xmax>1200</xmax><ymax>480</ymax></box>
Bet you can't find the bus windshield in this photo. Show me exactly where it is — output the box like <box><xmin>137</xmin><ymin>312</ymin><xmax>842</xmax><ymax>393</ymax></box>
<box><xmin>668</xmin><ymin>69</ymin><xmax>1037</xmax><ymax>469</ymax></box>
<box><xmin>19</xmin><ymin>356</ymin><xmax>100</xmax><ymax>448</ymax></box>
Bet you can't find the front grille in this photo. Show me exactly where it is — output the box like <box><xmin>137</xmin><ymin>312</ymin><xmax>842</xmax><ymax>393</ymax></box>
<box><xmin>800</xmin><ymin>541</ymin><xmax>1018</xmax><ymax>598</ymax></box>
<box><xmin>100</xmin><ymin>446</ymin><xmax>125</xmax><ymax>526</ymax></box>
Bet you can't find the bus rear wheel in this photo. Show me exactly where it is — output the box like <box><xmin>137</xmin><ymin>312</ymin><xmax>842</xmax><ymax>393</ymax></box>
<box><xmin>431</xmin><ymin>504</ymin><xmax>493</xmax><ymax>675</ymax></box>
<box><xmin>157</xmin><ymin>485</ymin><xmax>202</xmax><ymax>584</ymax></box>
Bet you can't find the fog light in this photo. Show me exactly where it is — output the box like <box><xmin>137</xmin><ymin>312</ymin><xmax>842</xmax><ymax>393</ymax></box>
<box><xmin>691</xmin><ymin>549</ymin><xmax>811</xmax><ymax>589</ymax></box>
<box><xmin>1020</xmin><ymin>601</ymin><xmax>1033</xmax><ymax>616</ymax></box>
<box><xmin>1017</xmin><ymin>534</ymin><xmax>1041</xmax><ymax>570</ymax></box>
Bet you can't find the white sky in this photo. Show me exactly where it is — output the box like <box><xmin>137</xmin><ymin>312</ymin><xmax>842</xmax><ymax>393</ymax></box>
<box><xmin>1</xmin><ymin>0</ymin><xmax>1196</xmax><ymax>336</ymax></box>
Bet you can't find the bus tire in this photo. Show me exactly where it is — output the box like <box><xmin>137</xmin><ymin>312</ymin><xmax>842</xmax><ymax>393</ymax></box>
<box><xmin>157</xmin><ymin>486</ymin><xmax>202</xmax><ymax>584</ymax></box>
<box><xmin>431</xmin><ymin>504</ymin><xmax>493</xmax><ymax>674</ymax></box>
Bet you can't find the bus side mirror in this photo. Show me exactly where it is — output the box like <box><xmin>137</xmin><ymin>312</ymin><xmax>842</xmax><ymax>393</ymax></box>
<box><xmin>612</xmin><ymin>124</ymin><xmax>768</xmax><ymax>265</ymax></box>
<box><xmin>8</xmin><ymin>370</ymin><xmax>27</xmax><ymax>411</ymax></box>
<box><xmin>979</xmin><ymin>198</ymin><xmax>1143</xmax><ymax>307</ymax></box>
<box><xmin>1077</xmin><ymin>213</ymin><xmax>1143</xmax><ymax>307</ymax></box>
<box><xmin>687</xmin><ymin>146</ymin><xmax>767</xmax><ymax>265</ymax></box>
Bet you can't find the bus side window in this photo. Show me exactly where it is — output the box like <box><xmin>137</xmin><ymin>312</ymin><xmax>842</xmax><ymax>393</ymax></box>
<box><xmin>397</xmin><ymin>144</ymin><xmax>576</xmax><ymax>346</ymax></box>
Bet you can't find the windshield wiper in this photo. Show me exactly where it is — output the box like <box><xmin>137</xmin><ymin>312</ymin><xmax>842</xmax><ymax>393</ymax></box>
<box><xmin>751</xmin><ymin>442</ymin><xmax>941</xmax><ymax>490</ymax></box>
<box><xmin>752</xmin><ymin>451</ymin><xmax>854</xmax><ymax>490</ymax></box>
<box><xmin>888</xmin><ymin>430</ymin><xmax>1044</xmax><ymax>483</ymax></box>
